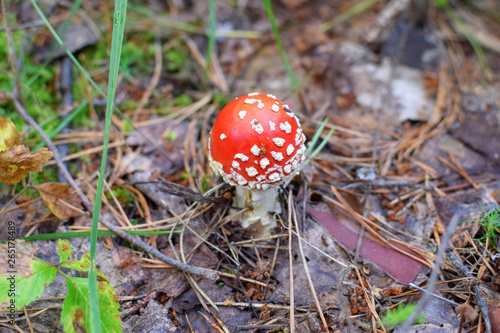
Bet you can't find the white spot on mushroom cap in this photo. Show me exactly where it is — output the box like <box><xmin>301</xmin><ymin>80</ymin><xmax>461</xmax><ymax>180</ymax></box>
<box><xmin>235</xmin><ymin>173</ymin><xmax>248</xmax><ymax>185</ymax></box>
<box><xmin>251</xmin><ymin>119</ymin><xmax>264</xmax><ymax>134</ymax></box>
<box><xmin>287</xmin><ymin>144</ymin><xmax>295</xmax><ymax>156</ymax></box>
<box><xmin>238</xmin><ymin>110</ymin><xmax>246</xmax><ymax>119</ymax></box>
<box><xmin>234</xmin><ymin>153</ymin><xmax>249</xmax><ymax>161</ymax></box>
<box><xmin>210</xmin><ymin>160</ymin><xmax>223</xmax><ymax>176</ymax></box>
<box><xmin>280</xmin><ymin>122</ymin><xmax>292</xmax><ymax>134</ymax></box>
<box><xmin>260</xmin><ymin>158</ymin><xmax>270</xmax><ymax>169</ymax></box>
<box><xmin>245</xmin><ymin>98</ymin><xmax>264</xmax><ymax>109</ymax></box>
<box><xmin>271</xmin><ymin>104</ymin><xmax>279</xmax><ymax>112</ymax></box>
<box><xmin>268</xmin><ymin>172</ymin><xmax>281</xmax><ymax>182</ymax></box>
<box><xmin>269</xmin><ymin>121</ymin><xmax>276</xmax><ymax>131</ymax></box>
<box><xmin>267</xmin><ymin>94</ymin><xmax>277</xmax><ymax>99</ymax></box>
<box><xmin>257</xmin><ymin>174</ymin><xmax>267</xmax><ymax>181</ymax></box>
<box><xmin>272</xmin><ymin>137</ymin><xmax>286</xmax><ymax>147</ymax></box>
<box><xmin>246</xmin><ymin>167</ymin><xmax>258</xmax><ymax>177</ymax></box>
<box><xmin>248</xmin><ymin>92</ymin><xmax>260</xmax><ymax>96</ymax></box>
<box><xmin>232</xmin><ymin>161</ymin><xmax>240</xmax><ymax>170</ymax></box>
<box><xmin>220</xmin><ymin>133</ymin><xmax>227</xmax><ymax>140</ymax></box>
<box><xmin>251</xmin><ymin>145</ymin><xmax>261</xmax><ymax>156</ymax></box>
<box><xmin>295</xmin><ymin>129</ymin><xmax>303</xmax><ymax>145</ymax></box>
<box><xmin>271</xmin><ymin>151</ymin><xmax>284</xmax><ymax>161</ymax></box>
<box><xmin>284</xmin><ymin>165</ymin><xmax>292</xmax><ymax>174</ymax></box>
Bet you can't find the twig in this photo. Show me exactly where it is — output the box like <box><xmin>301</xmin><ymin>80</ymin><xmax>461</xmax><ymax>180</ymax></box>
<box><xmin>291</xmin><ymin>194</ymin><xmax>330</xmax><ymax>332</ymax></box>
<box><xmin>0</xmin><ymin>0</ymin><xmax>27</xmax><ymax>108</ymax></box>
<box><xmin>287</xmin><ymin>191</ymin><xmax>296</xmax><ymax>333</ymax></box>
<box><xmin>408</xmin><ymin>283</ymin><xmax>460</xmax><ymax>307</ymax></box>
<box><xmin>445</xmin><ymin>249</ymin><xmax>492</xmax><ymax>333</ymax></box>
<box><xmin>133</xmin><ymin>37</ymin><xmax>162</xmax><ymax>122</ymax></box>
<box><xmin>12</xmin><ymin>98</ymin><xmax>218</xmax><ymax>281</ymax></box>
<box><xmin>337</xmin><ymin>266</ymin><xmax>356</xmax><ymax>332</ymax></box>
<box><xmin>397</xmin><ymin>214</ymin><xmax>461</xmax><ymax>331</ymax></box>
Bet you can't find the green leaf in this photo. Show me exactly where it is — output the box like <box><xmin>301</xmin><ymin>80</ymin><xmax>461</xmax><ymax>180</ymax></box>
<box><xmin>61</xmin><ymin>277</ymin><xmax>122</xmax><ymax>333</ymax></box>
<box><xmin>0</xmin><ymin>258</ymin><xmax>57</xmax><ymax>309</ymax></box>
<box><xmin>61</xmin><ymin>252</ymin><xmax>109</xmax><ymax>283</ymax></box>
<box><xmin>381</xmin><ymin>303</ymin><xmax>426</xmax><ymax>327</ymax></box>
<box><xmin>58</xmin><ymin>240</ymin><xmax>73</xmax><ymax>263</ymax></box>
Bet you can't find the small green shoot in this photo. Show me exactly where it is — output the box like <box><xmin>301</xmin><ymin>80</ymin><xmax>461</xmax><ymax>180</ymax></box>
<box><xmin>381</xmin><ymin>303</ymin><xmax>426</xmax><ymax>328</ymax></box>
<box><xmin>301</xmin><ymin>117</ymin><xmax>335</xmax><ymax>171</ymax></box>
<box><xmin>464</xmin><ymin>206</ymin><xmax>500</xmax><ymax>251</ymax></box>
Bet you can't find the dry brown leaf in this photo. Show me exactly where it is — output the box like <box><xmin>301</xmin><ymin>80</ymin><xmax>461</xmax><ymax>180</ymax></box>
<box><xmin>0</xmin><ymin>240</ymin><xmax>38</xmax><ymax>275</ymax></box>
<box><xmin>0</xmin><ymin>145</ymin><xmax>53</xmax><ymax>184</ymax></box>
<box><xmin>0</xmin><ymin>117</ymin><xmax>21</xmax><ymax>151</ymax></box>
<box><xmin>34</xmin><ymin>183</ymin><xmax>84</xmax><ymax>219</ymax></box>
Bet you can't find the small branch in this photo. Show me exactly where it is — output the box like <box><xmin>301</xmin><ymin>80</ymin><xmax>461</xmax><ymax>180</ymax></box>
<box><xmin>397</xmin><ymin>214</ymin><xmax>464</xmax><ymax>331</ymax></box>
<box><xmin>291</xmin><ymin>193</ymin><xmax>330</xmax><ymax>332</ymax></box>
<box><xmin>13</xmin><ymin>98</ymin><xmax>218</xmax><ymax>281</ymax></box>
<box><xmin>446</xmin><ymin>249</ymin><xmax>492</xmax><ymax>333</ymax></box>
<box><xmin>0</xmin><ymin>0</ymin><xmax>27</xmax><ymax>107</ymax></box>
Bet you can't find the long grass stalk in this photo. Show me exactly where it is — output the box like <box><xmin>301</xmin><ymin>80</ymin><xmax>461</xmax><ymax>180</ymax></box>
<box><xmin>262</xmin><ymin>0</ymin><xmax>299</xmax><ymax>93</ymax></box>
<box><xmin>87</xmin><ymin>1</ymin><xmax>128</xmax><ymax>332</ymax></box>
<box><xmin>206</xmin><ymin>0</ymin><xmax>216</xmax><ymax>71</ymax></box>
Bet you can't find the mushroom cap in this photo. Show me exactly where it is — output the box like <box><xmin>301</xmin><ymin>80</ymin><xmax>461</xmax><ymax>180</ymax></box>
<box><xmin>209</xmin><ymin>92</ymin><xmax>306</xmax><ymax>190</ymax></box>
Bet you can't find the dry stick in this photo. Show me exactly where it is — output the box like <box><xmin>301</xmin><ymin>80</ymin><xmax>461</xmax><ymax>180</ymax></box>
<box><xmin>13</xmin><ymin>98</ymin><xmax>218</xmax><ymax>281</ymax></box>
<box><xmin>287</xmin><ymin>192</ymin><xmax>296</xmax><ymax>333</ymax></box>
<box><xmin>398</xmin><ymin>214</ymin><xmax>464</xmax><ymax>331</ymax></box>
<box><xmin>291</xmin><ymin>195</ymin><xmax>330</xmax><ymax>332</ymax></box>
<box><xmin>0</xmin><ymin>0</ymin><xmax>27</xmax><ymax>109</ymax></box>
<box><xmin>445</xmin><ymin>249</ymin><xmax>492</xmax><ymax>333</ymax></box>
<box><xmin>133</xmin><ymin>37</ymin><xmax>162</xmax><ymax>122</ymax></box>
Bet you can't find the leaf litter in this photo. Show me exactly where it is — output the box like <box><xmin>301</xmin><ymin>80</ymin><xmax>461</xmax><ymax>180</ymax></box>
<box><xmin>2</xmin><ymin>0</ymin><xmax>500</xmax><ymax>332</ymax></box>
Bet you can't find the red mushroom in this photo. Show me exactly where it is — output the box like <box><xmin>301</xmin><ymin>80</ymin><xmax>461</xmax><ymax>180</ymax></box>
<box><xmin>209</xmin><ymin>92</ymin><xmax>306</xmax><ymax>235</ymax></box>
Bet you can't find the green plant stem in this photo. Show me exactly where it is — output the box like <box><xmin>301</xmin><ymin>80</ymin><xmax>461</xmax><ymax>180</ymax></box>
<box><xmin>19</xmin><ymin>229</ymin><xmax>177</xmax><ymax>241</ymax></box>
<box><xmin>29</xmin><ymin>0</ymin><xmax>107</xmax><ymax>99</ymax></box>
<box><xmin>319</xmin><ymin>0</ymin><xmax>382</xmax><ymax>32</ymax></box>
<box><xmin>87</xmin><ymin>1</ymin><xmax>128</xmax><ymax>332</ymax></box>
<box><xmin>206</xmin><ymin>0</ymin><xmax>216</xmax><ymax>71</ymax></box>
<box><xmin>262</xmin><ymin>0</ymin><xmax>299</xmax><ymax>93</ymax></box>
<box><xmin>37</xmin><ymin>101</ymin><xmax>88</xmax><ymax>149</ymax></box>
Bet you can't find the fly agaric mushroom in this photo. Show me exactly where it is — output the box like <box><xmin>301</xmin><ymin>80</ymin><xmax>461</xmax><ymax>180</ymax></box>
<box><xmin>209</xmin><ymin>92</ymin><xmax>306</xmax><ymax>235</ymax></box>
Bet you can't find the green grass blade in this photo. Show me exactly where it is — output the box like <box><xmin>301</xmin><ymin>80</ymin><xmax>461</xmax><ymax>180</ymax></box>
<box><xmin>305</xmin><ymin>117</ymin><xmax>329</xmax><ymax>156</ymax></box>
<box><xmin>310</xmin><ymin>127</ymin><xmax>335</xmax><ymax>158</ymax></box>
<box><xmin>88</xmin><ymin>1</ymin><xmax>128</xmax><ymax>332</ymax></box>
<box><xmin>262</xmin><ymin>0</ymin><xmax>299</xmax><ymax>93</ymax></box>
<box><xmin>206</xmin><ymin>0</ymin><xmax>216</xmax><ymax>71</ymax></box>
<box><xmin>29</xmin><ymin>0</ymin><xmax>107</xmax><ymax>99</ymax></box>
<box><xmin>26</xmin><ymin>0</ymin><xmax>82</xmax><ymax>87</ymax></box>
<box><xmin>19</xmin><ymin>229</ymin><xmax>176</xmax><ymax>241</ymax></box>
<box><xmin>37</xmin><ymin>101</ymin><xmax>88</xmax><ymax>149</ymax></box>
<box><xmin>319</xmin><ymin>0</ymin><xmax>382</xmax><ymax>32</ymax></box>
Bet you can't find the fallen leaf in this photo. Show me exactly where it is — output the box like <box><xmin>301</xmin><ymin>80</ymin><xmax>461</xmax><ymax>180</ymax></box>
<box><xmin>308</xmin><ymin>208</ymin><xmax>426</xmax><ymax>284</ymax></box>
<box><xmin>0</xmin><ymin>117</ymin><xmax>21</xmax><ymax>151</ymax></box>
<box><xmin>0</xmin><ymin>145</ymin><xmax>53</xmax><ymax>184</ymax></box>
<box><xmin>0</xmin><ymin>240</ymin><xmax>38</xmax><ymax>275</ymax></box>
<box><xmin>34</xmin><ymin>183</ymin><xmax>84</xmax><ymax>219</ymax></box>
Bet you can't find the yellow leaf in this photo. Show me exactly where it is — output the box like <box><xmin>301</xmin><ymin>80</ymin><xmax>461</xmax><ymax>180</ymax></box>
<box><xmin>0</xmin><ymin>145</ymin><xmax>53</xmax><ymax>184</ymax></box>
<box><xmin>0</xmin><ymin>117</ymin><xmax>21</xmax><ymax>152</ymax></box>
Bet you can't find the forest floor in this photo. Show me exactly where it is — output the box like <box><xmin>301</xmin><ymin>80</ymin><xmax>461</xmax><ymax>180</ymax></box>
<box><xmin>1</xmin><ymin>0</ymin><xmax>500</xmax><ymax>332</ymax></box>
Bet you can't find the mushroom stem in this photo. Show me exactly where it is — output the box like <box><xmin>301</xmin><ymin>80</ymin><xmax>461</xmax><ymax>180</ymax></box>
<box><xmin>233</xmin><ymin>186</ymin><xmax>281</xmax><ymax>235</ymax></box>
